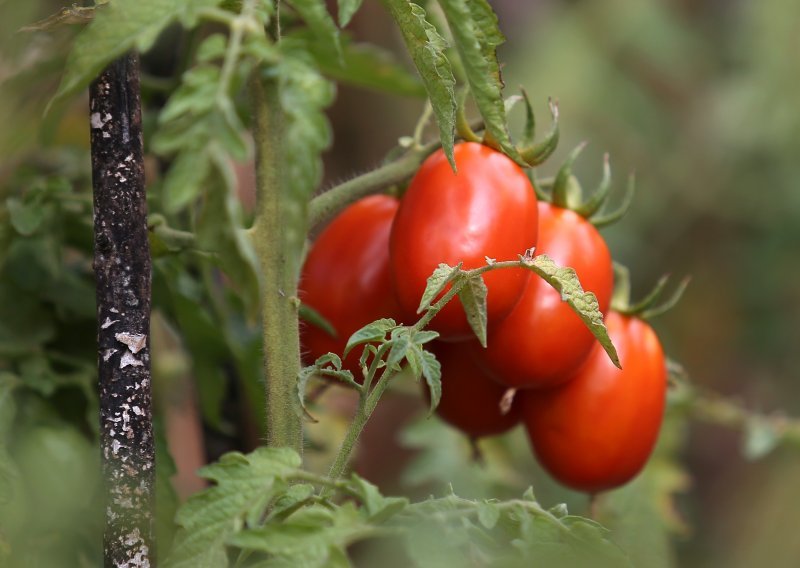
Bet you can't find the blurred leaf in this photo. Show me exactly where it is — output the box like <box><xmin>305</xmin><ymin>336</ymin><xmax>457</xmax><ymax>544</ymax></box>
<box><xmin>337</xmin><ymin>0</ymin><xmax>363</xmax><ymax>27</ymax></box>
<box><xmin>155</xmin><ymin>418</ymin><xmax>180</xmax><ymax>563</ymax></box>
<box><xmin>743</xmin><ymin>416</ymin><xmax>780</xmax><ymax>460</ymax></box>
<box><xmin>165</xmin><ymin>448</ymin><xmax>302</xmax><ymax>568</ymax></box>
<box><xmin>298</xmin><ymin>31</ymin><xmax>425</xmax><ymax>97</ymax></box>
<box><xmin>385</xmin><ymin>0</ymin><xmax>457</xmax><ymax>168</ymax></box>
<box><xmin>6</xmin><ymin>197</ymin><xmax>50</xmax><ymax>236</ymax></box>
<box><xmin>299</xmin><ymin>302</ymin><xmax>338</xmax><ymax>338</ymax></box>
<box><xmin>53</xmin><ymin>0</ymin><xmax>224</xmax><ymax>106</ymax></box>
<box><xmin>161</xmin><ymin>147</ymin><xmax>212</xmax><ymax>213</ymax></box>
<box><xmin>348</xmin><ymin>475</ymin><xmax>408</xmax><ymax>523</ymax></box>
<box><xmin>287</xmin><ymin>0</ymin><xmax>341</xmax><ymax>59</ymax></box>
<box><xmin>419</xmin><ymin>348</ymin><xmax>441</xmax><ymax>413</ymax></box>
<box><xmin>196</xmin><ymin>159</ymin><xmax>261</xmax><ymax>313</ymax></box>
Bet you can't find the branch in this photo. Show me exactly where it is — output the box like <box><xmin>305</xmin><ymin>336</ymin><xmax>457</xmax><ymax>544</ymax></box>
<box><xmin>90</xmin><ymin>53</ymin><xmax>155</xmax><ymax>567</ymax></box>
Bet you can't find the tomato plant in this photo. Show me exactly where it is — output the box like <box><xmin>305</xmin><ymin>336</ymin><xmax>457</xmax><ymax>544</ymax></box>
<box><xmin>427</xmin><ymin>341</ymin><xmax>521</xmax><ymax>438</ymax></box>
<box><xmin>520</xmin><ymin>311</ymin><xmax>667</xmax><ymax>493</ymax></box>
<box><xmin>390</xmin><ymin>142</ymin><xmax>538</xmax><ymax>340</ymax></box>
<box><xmin>300</xmin><ymin>195</ymin><xmax>402</xmax><ymax>376</ymax></box>
<box><xmin>477</xmin><ymin>202</ymin><xmax>614</xmax><ymax>388</ymax></box>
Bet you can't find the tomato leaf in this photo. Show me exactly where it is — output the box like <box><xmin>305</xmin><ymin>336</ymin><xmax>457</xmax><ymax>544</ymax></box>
<box><xmin>387</xmin><ymin>328</ymin><xmax>412</xmax><ymax>368</ymax></box>
<box><xmin>457</xmin><ymin>273</ymin><xmax>488</xmax><ymax>347</ymax></box>
<box><xmin>522</xmin><ymin>254</ymin><xmax>621</xmax><ymax>368</ymax></box>
<box><xmin>343</xmin><ymin>318</ymin><xmax>398</xmax><ymax>358</ymax></box>
<box><xmin>287</xmin><ymin>0</ymin><xmax>342</xmax><ymax>59</ymax></box>
<box><xmin>417</xmin><ymin>262</ymin><xmax>463</xmax><ymax>314</ymax></box>
<box><xmin>437</xmin><ymin>0</ymin><xmax>521</xmax><ymax>162</ymax></box>
<box><xmin>348</xmin><ymin>475</ymin><xmax>409</xmax><ymax>523</ymax></box>
<box><xmin>337</xmin><ymin>0</ymin><xmax>364</xmax><ymax>27</ymax></box>
<box><xmin>299</xmin><ymin>302</ymin><xmax>338</xmax><ymax>338</ymax></box>
<box><xmin>412</xmin><ymin>330</ymin><xmax>439</xmax><ymax>345</ymax></box>
<box><xmin>295</xmin><ymin>31</ymin><xmax>426</xmax><ymax>97</ymax></box>
<box><xmin>419</xmin><ymin>348</ymin><xmax>442</xmax><ymax>414</ymax></box>
<box><xmin>164</xmin><ymin>448</ymin><xmax>302</xmax><ymax>568</ymax></box>
<box><xmin>52</xmin><ymin>0</ymin><xmax>224</xmax><ymax>107</ymax></box>
<box><xmin>384</xmin><ymin>0</ymin><xmax>457</xmax><ymax>169</ymax></box>
<box><xmin>477</xmin><ymin>501</ymin><xmax>500</xmax><ymax>530</ymax></box>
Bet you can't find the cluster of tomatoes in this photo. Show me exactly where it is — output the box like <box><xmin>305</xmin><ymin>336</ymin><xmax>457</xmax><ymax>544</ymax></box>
<box><xmin>301</xmin><ymin>141</ymin><xmax>668</xmax><ymax>494</ymax></box>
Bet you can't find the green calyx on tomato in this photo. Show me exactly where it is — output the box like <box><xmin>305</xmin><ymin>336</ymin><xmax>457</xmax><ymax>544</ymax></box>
<box><xmin>390</xmin><ymin>142</ymin><xmax>539</xmax><ymax>341</ymax></box>
<box><xmin>611</xmin><ymin>262</ymin><xmax>691</xmax><ymax>320</ymax></box>
<box><xmin>520</xmin><ymin>310</ymin><xmax>667</xmax><ymax>493</ymax></box>
<box><xmin>534</xmin><ymin>142</ymin><xmax>636</xmax><ymax>229</ymax></box>
<box><xmin>300</xmin><ymin>195</ymin><xmax>403</xmax><ymax>379</ymax></box>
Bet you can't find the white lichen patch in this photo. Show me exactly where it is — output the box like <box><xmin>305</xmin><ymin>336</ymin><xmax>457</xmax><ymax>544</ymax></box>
<box><xmin>102</xmin><ymin>317</ymin><xmax>120</xmax><ymax>329</ymax></box>
<box><xmin>103</xmin><ymin>348</ymin><xmax>118</xmax><ymax>362</ymax></box>
<box><xmin>115</xmin><ymin>332</ymin><xmax>146</xmax><ymax>353</ymax></box>
<box><xmin>120</xmin><ymin>351</ymin><xmax>143</xmax><ymax>369</ymax></box>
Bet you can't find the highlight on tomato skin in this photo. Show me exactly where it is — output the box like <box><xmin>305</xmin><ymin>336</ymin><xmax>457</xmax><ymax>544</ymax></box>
<box><xmin>520</xmin><ymin>311</ymin><xmax>667</xmax><ymax>493</ymax></box>
<box><xmin>425</xmin><ymin>341</ymin><xmax>522</xmax><ymax>439</ymax></box>
<box><xmin>476</xmin><ymin>202</ymin><xmax>614</xmax><ymax>389</ymax></box>
<box><xmin>299</xmin><ymin>195</ymin><xmax>404</xmax><ymax>378</ymax></box>
<box><xmin>389</xmin><ymin>142</ymin><xmax>539</xmax><ymax>341</ymax></box>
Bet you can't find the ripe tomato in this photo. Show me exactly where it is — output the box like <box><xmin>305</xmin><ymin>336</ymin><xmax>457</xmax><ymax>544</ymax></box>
<box><xmin>390</xmin><ymin>142</ymin><xmax>538</xmax><ymax>340</ymax></box>
<box><xmin>521</xmin><ymin>311</ymin><xmax>667</xmax><ymax>493</ymax></box>
<box><xmin>476</xmin><ymin>202</ymin><xmax>613</xmax><ymax>388</ymax></box>
<box><xmin>426</xmin><ymin>341</ymin><xmax>521</xmax><ymax>438</ymax></box>
<box><xmin>300</xmin><ymin>195</ymin><xmax>403</xmax><ymax>377</ymax></box>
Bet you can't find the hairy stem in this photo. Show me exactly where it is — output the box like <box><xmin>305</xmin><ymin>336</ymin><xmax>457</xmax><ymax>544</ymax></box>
<box><xmin>251</xmin><ymin>76</ymin><xmax>303</xmax><ymax>453</ymax></box>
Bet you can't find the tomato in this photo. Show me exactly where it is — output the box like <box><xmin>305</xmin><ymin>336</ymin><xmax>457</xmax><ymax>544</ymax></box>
<box><xmin>426</xmin><ymin>341</ymin><xmax>521</xmax><ymax>438</ymax></box>
<box><xmin>476</xmin><ymin>202</ymin><xmax>613</xmax><ymax>388</ymax></box>
<box><xmin>520</xmin><ymin>311</ymin><xmax>667</xmax><ymax>493</ymax></box>
<box><xmin>390</xmin><ymin>142</ymin><xmax>538</xmax><ymax>340</ymax></box>
<box><xmin>300</xmin><ymin>195</ymin><xmax>403</xmax><ymax>377</ymax></box>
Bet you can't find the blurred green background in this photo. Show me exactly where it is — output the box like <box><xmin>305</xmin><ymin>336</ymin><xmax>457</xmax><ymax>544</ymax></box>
<box><xmin>2</xmin><ymin>0</ymin><xmax>800</xmax><ymax>566</ymax></box>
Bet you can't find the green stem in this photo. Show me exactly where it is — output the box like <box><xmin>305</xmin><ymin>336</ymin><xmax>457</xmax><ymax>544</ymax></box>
<box><xmin>251</xmin><ymin>76</ymin><xmax>303</xmax><ymax>453</ymax></box>
<box><xmin>307</xmin><ymin>146</ymin><xmax>433</xmax><ymax>229</ymax></box>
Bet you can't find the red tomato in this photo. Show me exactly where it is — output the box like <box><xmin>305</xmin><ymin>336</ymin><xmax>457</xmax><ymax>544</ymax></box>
<box><xmin>426</xmin><ymin>341</ymin><xmax>521</xmax><ymax>438</ymax></box>
<box><xmin>521</xmin><ymin>311</ymin><xmax>667</xmax><ymax>493</ymax></box>
<box><xmin>476</xmin><ymin>202</ymin><xmax>613</xmax><ymax>388</ymax></box>
<box><xmin>300</xmin><ymin>195</ymin><xmax>403</xmax><ymax>377</ymax></box>
<box><xmin>390</xmin><ymin>142</ymin><xmax>538</xmax><ymax>340</ymax></box>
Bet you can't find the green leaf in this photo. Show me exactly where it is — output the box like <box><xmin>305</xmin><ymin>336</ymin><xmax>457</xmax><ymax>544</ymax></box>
<box><xmin>0</xmin><ymin>373</ymin><xmax>20</xmax><ymax>508</ymax></box>
<box><xmin>299</xmin><ymin>302</ymin><xmax>338</xmax><ymax>338</ymax></box>
<box><xmin>348</xmin><ymin>475</ymin><xmax>408</xmax><ymax>522</ymax></box>
<box><xmin>477</xmin><ymin>501</ymin><xmax>500</xmax><ymax>529</ymax></box>
<box><xmin>384</xmin><ymin>0</ymin><xmax>457</xmax><ymax>168</ymax></box>
<box><xmin>229</xmin><ymin>502</ymin><xmax>384</xmax><ymax>566</ymax></box>
<box><xmin>297</xmin><ymin>31</ymin><xmax>425</xmax><ymax>97</ymax></box>
<box><xmin>387</xmin><ymin>328</ymin><xmax>412</xmax><ymax>368</ymax></box>
<box><xmin>165</xmin><ymin>448</ymin><xmax>302</xmax><ymax>568</ymax></box>
<box><xmin>417</xmin><ymin>262</ymin><xmax>462</xmax><ymax>313</ymax></box>
<box><xmin>52</xmin><ymin>0</ymin><xmax>224</xmax><ymax>106</ymax></box>
<box><xmin>419</xmin><ymin>348</ymin><xmax>441</xmax><ymax>414</ymax></box>
<box><xmin>155</xmin><ymin>418</ymin><xmax>180</xmax><ymax>562</ymax></box>
<box><xmin>6</xmin><ymin>197</ymin><xmax>49</xmax><ymax>236</ymax></box>
<box><xmin>437</xmin><ymin>0</ymin><xmax>519</xmax><ymax>161</ymax></box>
<box><xmin>343</xmin><ymin>318</ymin><xmax>397</xmax><ymax>358</ymax></box>
<box><xmin>288</xmin><ymin>0</ymin><xmax>342</xmax><ymax>59</ymax></box>
<box><xmin>275</xmin><ymin>42</ymin><xmax>336</xmax><ymax>280</ymax></box>
<box><xmin>457</xmin><ymin>273</ymin><xmax>488</xmax><ymax>347</ymax></box>
<box><xmin>196</xmin><ymin>157</ymin><xmax>261</xmax><ymax>313</ymax></box>
<box><xmin>412</xmin><ymin>330</ymin><xmax>439</xmax><ymax>345</ymax></box>
<box><xmin>523</xmin><ymin>253</ymin><xmax>620</xmax><ymax>368</ymax></box>
<box><xmin>161</xmin><ymin>147</ymin><xmax>212</xmax><ymax>213</ymax></box>
<box><xmin>337</xmin><ymin>0</ymin><xmax>364</xmax><ymax>27</ymax></box>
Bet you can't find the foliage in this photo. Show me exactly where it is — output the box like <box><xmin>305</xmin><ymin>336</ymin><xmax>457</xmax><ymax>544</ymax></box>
<box><xmin>3</xmin><ymin>0</ymin><xmax>800</xmax><ymax>566</ymax></box>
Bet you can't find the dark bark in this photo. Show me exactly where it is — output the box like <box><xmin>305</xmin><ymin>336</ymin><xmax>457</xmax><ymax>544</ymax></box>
<box><xmin>90</xmin><ymin>54</ymin><xmax>155</xmax><ymax>568</ymax></box>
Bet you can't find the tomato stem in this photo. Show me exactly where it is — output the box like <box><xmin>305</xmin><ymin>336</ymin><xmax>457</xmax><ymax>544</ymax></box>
<box><xmin>251</xmin><ymin>75</ymin><xmax>304</xmax><ymax>453</ymax></box>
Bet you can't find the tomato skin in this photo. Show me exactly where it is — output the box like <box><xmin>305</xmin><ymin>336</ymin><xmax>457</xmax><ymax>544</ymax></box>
<box><xmin>390</xmin><ymin>142</ymin><xmax>538</xmax><ymax>340</ymax></box>
<box><xmin>300</xmin><ymin>195</ymin><xmax>403</xmax><ymax>376</ymax></box>
<box><xmin>427</xmin><ymin>341</ymin><xmax>521</xmax><ymax>438</ymax></box>
<box><xmin>521</xmin><ymin>312</ymin><xmax>667</xmax><ymax>493</ymax></box>
<box><xmin>477</xmin><ymin>202</ymin><xmax>613</xmax><ymax>388</ymax></box>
